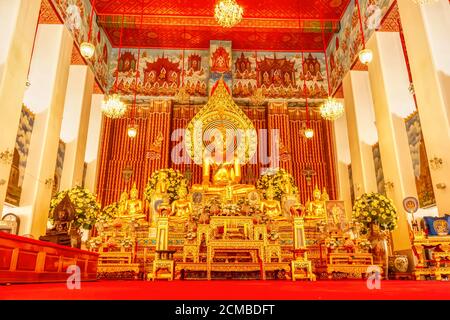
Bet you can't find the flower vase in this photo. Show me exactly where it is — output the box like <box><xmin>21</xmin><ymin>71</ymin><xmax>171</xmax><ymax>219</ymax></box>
<box><xmin>369</xmin><ymin>224</ymin><xmax>389</xmax><ymax>278</ymax></box>
<box><xmin>70</xmin><ymin>229</ymin><xmax>82</xmax><ymax>249</ymax></box>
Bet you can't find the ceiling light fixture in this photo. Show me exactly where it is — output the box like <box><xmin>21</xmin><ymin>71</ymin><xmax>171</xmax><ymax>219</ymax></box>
<box><xmin>319</xmin><ymin>23</ymin><xmax>344</xmax><ymax>121</ymax></box>
<box><xmin>356</xmin><ymin>0</ymin><xmax>373</xmax><ymax>65</ymax></box>
<box><xmin>214</xmin><ymin>0</ymin><xmax>243</xmax><ymax>28</ymax></box>
<box><xmin>80</xmin><ymin>0</ymin><xmax>96</xmax><ymax>59</ymax></box>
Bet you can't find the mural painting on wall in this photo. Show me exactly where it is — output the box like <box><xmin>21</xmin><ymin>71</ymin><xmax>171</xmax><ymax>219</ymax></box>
<box><xmin>110</xmin><ymin>49</ymin><xmax>209</xmax><ymax>101</ymax></box>
<box><xmin>50</xmin><ymin>0</ymin><xmax>111</xmax><ymax>90</ymax></box>
<box><xmin>5</xmin><ymin>106</ymin><xmax>35</xmax><ymax>206</ymax></box>
<box><xmin>209</xmin><ymin>41</ymin><xmax>233</xmax><ymax>95</ymax></box>
<box><xmin>405</xmin><ymin>112</ymin><xmax>436</xmax><ymax>208</ymax></box>
<box><xmin>327</xmin><ymin>0</ymin><xmax>392</xmax><ymax>93</ymax></box>
<box><xmin>232</xmin><ymin>51</ymin><xmax>328</xmax><ymax>102</ymax></box>
<box><xmin>52</xmin><ymin>140</ymin><xmax>66</xmax><ymax>198</ymax></box>
<box><xmin>372</xmin><ymin>143</ymin><xmax>386</xmax><ymax>195</ymax></box>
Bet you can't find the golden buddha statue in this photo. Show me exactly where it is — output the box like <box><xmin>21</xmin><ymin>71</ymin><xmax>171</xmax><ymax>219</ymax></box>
<box><xmin>155</xmin><ymin>171</ymin><xmax>169</xmax><ymax>194</ymax></box>
<box><xmin>260</xmin><ymin>185</ymin><xmax>284</xmax><ymax>220</ymax></box>
<box><xmin>126</xmin><ymin>182</ymin><xmax>145</xmax><ymax>220</ymax></box>
<box><xmin>171</xmin><ymin>185</ymin><xmax>192</xmax><ymax>220</ymax></box>
<box><xmin>192</xmin><ymin>149</ymin><xmax>255</xmax><ymax>196</ymax></box>
<box><xmin>117</xmin><ymin>190</ymin><xmax>129</xmax><ymax>217</ymax></box>
<box><xmin>305</xmin><ymin>185</ymin><xmax>326</xmax><ymax>218</ymax></box>
<box><xmin>320</xmin><ymin>187</ymin><xmax>330</xmax><ymax>202</ymax></box>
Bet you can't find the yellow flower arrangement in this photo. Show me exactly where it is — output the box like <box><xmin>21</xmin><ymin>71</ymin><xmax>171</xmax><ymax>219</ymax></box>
<box><xmin>144</xmin><ymin>168</ymin><xmax>187</xmax><ymax>203</ymax></box>
<box><xmin>256</xmin><ymin>168</ymin><xmax>298</xmax><ymax>201</ymax></box>
<box><xmin>352</xmin><ymin>192</ymin><xmax>398</xmax><ymax>234</ymax></box>
<box><xmin>49</xmin><ymin>186</ymin><xmax>100</xmax><ymax>230</ymax></box>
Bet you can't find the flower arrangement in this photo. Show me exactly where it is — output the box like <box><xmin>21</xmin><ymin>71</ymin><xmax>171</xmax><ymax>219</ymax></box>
<box><xmin>119</xmin><ymin>237</ymin><xmax>134</xmax><ymax>249</ymax></box>
<box><xmin>358</xmin><ymin>238</ymin><xmax>372</xmax><ymax>252</ymax></box>
<box><xmin>49</xmin><ymin>186</ymin><xmax>100</xmax><ymax>230</ymax></box>
<box><xmin>256</xmin><ymin>168</ymin><xmax>298</xmax><ymax>201</ymax></box>
<box><xmin>86</xmin><ymin>236</ymin><xmax>103</xmax><ymax>250</ymax></box>
<box><xmin>144</xmin><ymin>168</ymin><xmax>186</xmax><ymax>203</ymax></box>
<box><xmin>326</xmin><ymin>237</ymin><xmax>340</xmax><ymax>250</ymax></box>
<box><xmin>352</xmin><ymin>192</ymin><xmax>398</xmax><ymax>234</ymax></box>
<box><xmin>97</xmin><ymin>202</ymin><xmax>118</xmax><ymax>225</ymax></box>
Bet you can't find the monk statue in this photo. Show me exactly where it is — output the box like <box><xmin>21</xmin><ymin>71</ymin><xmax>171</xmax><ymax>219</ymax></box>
<box><xmin>125</xmin><ymin>182</ymin><xmax>145</xmax><ymax>221</ymax></box>
<box><xmin>150</xmin><ymin>171</ymin><xmax>169</xmax><ymax>226</ymax></box>
<box><xmin>171</xmin><ymin>185</ymin><xmax>193</xmax><ymax>220</ymax></box>
<box><xmin>260</xmin><ymin>185</ymin><xmax>284</xmax><ymax>220</ymax></box>
<box><xmin>155</xmin><ymin>171</ymin><xmax>169</xmax><ymax>194</ymax></box>
<box><xmin>305</xmin><ymin>185</ymin><xmax>326</xmax><ymax>218</ymax></box>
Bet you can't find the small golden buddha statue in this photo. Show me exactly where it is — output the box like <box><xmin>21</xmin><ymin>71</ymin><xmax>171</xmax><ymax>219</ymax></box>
<box><xmin>155</xmin><ymin>171</ymin><xmax>169</xmax><ymax>194</ymax></box>
<box><xmin>171</xmin><ymin>185</ymin><xmax>193</xmax><ymax>220</ymax></box>
<box><xmin>117</xmin><ymin>190</ymin><xmax>129</xmax><ymax>217</ymax></box>
<box><xmin>320</xmin><ymin>187</ymin><xmax>330</xmax><ymax>202</ymax></box>
<box><xmin>282</xmin><ymin>172</ymin><xmax>294</xmax><ymax>195</ymax></box>
<box><xmin>125</xmin><ymin>182</ymin><xmax>145</xmax><ymax>221</ymax></box>
<box><xmin>260</xmin><ymin>185</ymin><xmax>284</xmax><ymax>220</ymax></box>
<box><xmin>305</xmin><ymin>185</ymin><xmax>326</xmax><ymax>218</ymax></box>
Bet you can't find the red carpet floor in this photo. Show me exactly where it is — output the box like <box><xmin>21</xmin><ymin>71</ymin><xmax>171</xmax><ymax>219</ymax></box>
<box><xmin>1</xmin><ymin>280</ymin><xmax>450</xmax><ymax>300</ymax></box>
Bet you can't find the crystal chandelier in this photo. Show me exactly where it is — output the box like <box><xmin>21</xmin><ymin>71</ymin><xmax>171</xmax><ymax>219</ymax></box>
<box><xmin>214</xmin><ymin>0</ymin><xmax>243</xmax><ymax>28</ymax></box>
<box><xmin>320</xmin><ymin>97</ymin><xmax>345</xmax><ymax>121</ymax></box>
<box><xmin>249</xmin><ymin>88</ymin><xmax>265</xmax><ymax>106</ymax></box>
<box><xmin>101</xmin><ymin>94</ymin><xmax>127</xmax><ymax>119</ymax></box>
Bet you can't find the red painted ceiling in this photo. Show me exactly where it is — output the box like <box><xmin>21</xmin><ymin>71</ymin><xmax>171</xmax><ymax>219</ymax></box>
<box><xmin>92</xmin><ymin>0</ymin><xmax>351</xmax><ymax>51</ymax></box>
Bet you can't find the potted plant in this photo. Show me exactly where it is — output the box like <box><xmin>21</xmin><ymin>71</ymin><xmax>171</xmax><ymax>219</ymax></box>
<box><xmin>352</xmin><ymin>192</ymin><xmax>398</xmax><ymax>273</ymax></box>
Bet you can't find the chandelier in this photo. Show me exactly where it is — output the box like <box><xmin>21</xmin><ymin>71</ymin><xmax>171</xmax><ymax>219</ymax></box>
<box><xmin>214</xmin><ymin>0</ymin><xmax>243</xmax><ymax>28</ymax></box>
<box><xmin>101</xmin><ymin>94</ymin><xmax>127</xmax><ymax>119</ymax></box>
<box><xmin>355</xmin><ymin>0</ymin><xmax>373</xmax><ymax>66</ymax></box>
<box><xmin>319</xmin><ymin>97</ymin><xmax>345</xmax><ymax>121</ymax></box>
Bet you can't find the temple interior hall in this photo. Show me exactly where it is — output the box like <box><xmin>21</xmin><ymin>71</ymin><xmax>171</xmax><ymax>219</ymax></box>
<box><xmin>0</xmin><ymin>0</ymin><xmax>450</xmax><ymax>300</ymax></box>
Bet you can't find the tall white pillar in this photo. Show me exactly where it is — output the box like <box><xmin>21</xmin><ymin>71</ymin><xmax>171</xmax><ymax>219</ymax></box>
<box><xmin>0</xmin><ymin>0</ymin><xmax>41</xmax><ymax>213</ymax></box>
<box><xmin>342</xmin><ymin>70</ymin><xmax>379</xmax><ymax>197</ymax></box>
<box><xmin>367</xmin><ymin>32</ymin><xmax>418</xmax><ymax>253</ymax></box>
<box><xmin>333</xmin><ymin>108</ymin><xmax>353</xmax><ymax>219</ymax></box>
<box><xmin>84</xmin><ymin>93</ymin><xmax>104</xmax><ymax>194</ymax></box>
<box><xmin>60</xmin><ymin>65</ymin><xmax>94</xmax><ymax>190</ymax></box>
<box><xmin>21</xmin><ymin>24</ymin><xmax>73</xmax><ymax>237</ymax></box>
<box><xmin>397</xmin><ymin>0</ymin><xmax>450</xmax><ymax>214</ymax></box>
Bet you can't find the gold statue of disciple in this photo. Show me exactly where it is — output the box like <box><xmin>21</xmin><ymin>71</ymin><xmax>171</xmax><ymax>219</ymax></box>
<box><xmin>171</xmin><ymin>185</ymin><xmax>193</xmax><ymax>220</ymax></box>
<box><xmin>117</xmin><ymin>190</ymin><xmax>129</xmax><ymax>218</ymax></box>
<box><xmin>126</xmin><ymin>182</ymin><xmax>145</xmax><ymax>220</ymax></box>
<box><xmin>260</xmin><ymin>185</ymin><xmax>284</xmax><ymax>220</ymax></box>
<box><xmin>305</xmin><ymin>185</ymin><xmax>326</xmax><ymax>218</ymax></box>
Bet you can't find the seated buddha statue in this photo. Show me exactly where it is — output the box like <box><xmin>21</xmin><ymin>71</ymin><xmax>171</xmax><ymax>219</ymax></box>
<box><xmin>305</xmin><ymin>185</ymin><xmax>326</xmax><ymax>218</ymax></box>
<box><xmin>260</xmin><ymin>185</ymin><xmax>284</xmax><ymax>221</ymax></box>
<box><xmin>191</xmin><ymin>148</ymin><xmax>255</xmax><ymax>196</ymax></box>
<box><xmin>171</xmin><ymin>185</ymin><xmax>193</xmax><ymax>220</ymax></box>
<box><xmin>117</xmin><ymin>183</ymin><xmax>145</xmax><ymax>221</ymax></box>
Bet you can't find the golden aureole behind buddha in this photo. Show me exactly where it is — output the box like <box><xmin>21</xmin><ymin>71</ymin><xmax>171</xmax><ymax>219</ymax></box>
<box><xmin>89</xmin><ymin>79</ymin><xmax>380</xmax><ymax>282</ymax></box>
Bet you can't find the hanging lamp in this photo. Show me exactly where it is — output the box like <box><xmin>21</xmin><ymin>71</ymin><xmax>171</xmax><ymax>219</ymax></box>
<box><xmin>356</xmin><ymin>0</ymin><xmax>373</xmax><ymax>65</ymax></box>
<box><xmin>102</xmin><ymin>11</ymin><xmax>126</xmax><ymax>119</ymax></box>
<box><xmin>301</xmin><ymin>51</ymin><xmax>314</xmax><ymax>139</ymax></box>
<box><xmin>319</xmin><ymin>22</ymin><xmax>344</xmax><ymax>121</ymax></box>
<box><xmin>128</xmin><ymin>1</ymin><xmax>145</xmax><ymax>138</ymax></box>
<box><xmin>80</xmin><ymin>0</ymin><xmax>96</xmax><ymax>59</ymax></box>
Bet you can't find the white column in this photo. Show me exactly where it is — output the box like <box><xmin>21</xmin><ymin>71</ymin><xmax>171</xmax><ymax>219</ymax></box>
<box><xmin>342</xmin><ymin>70</ymin><xmax>379</xmax><ymax>197</ymax></box>
<box><xmin>333</xmin><ymin>107</ymin><xmax>353</xmax><ymax>219</ymax></box>
<box><xmin>0</xmin><ymin>0</ymin><xmax>41</xmax><ymax>213</ymax></box>
<box><xmin>84</xmin><ymin>93</ymin><xmax>104</xmax><ymax>193</ymax></box>
<box><xmin>21</xmin><ymin>24</ymin><xmax>73</xmax><ymax>237</ymax></box>
<box><xmin>367</xmin><ymin>32</ymin><xmax>418</xmax><ymax>253</ymax></box>
<box><xmin>397</xmin><ymin>0</ymin><xmax>450</xmax><ymax>214</ymax></box>
<box><xmin>60</xmin><ymin>65</ymin><xmax>94</xmax><ymax>190</ymax></box>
